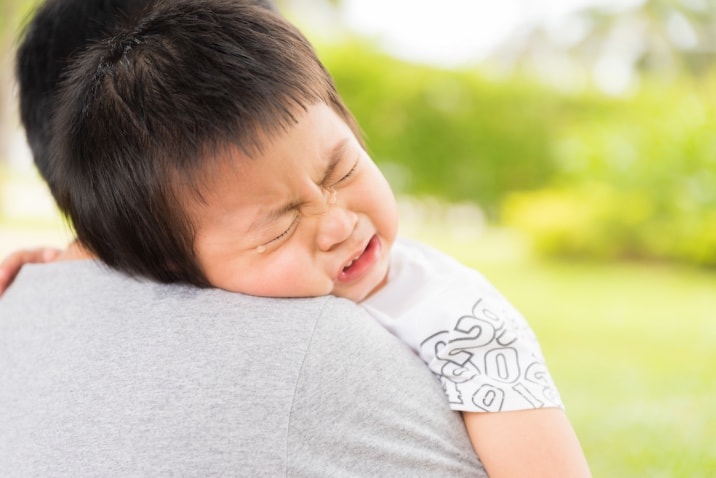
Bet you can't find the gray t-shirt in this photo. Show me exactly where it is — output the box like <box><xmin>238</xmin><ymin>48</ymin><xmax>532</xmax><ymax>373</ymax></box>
<box><xmin>0</xmin><ymin>260</ymin><xmax>486</xmax><ymax>477</ymax></box>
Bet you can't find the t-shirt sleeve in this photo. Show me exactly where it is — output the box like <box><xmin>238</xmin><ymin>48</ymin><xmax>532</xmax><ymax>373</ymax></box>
<box><xmin>363</xmin><ymin>240</ymin><xmax>564</xmax><ymax>414</ymax></box>
<box><xmin>416</xmin><ymin>279</ymin><xmax>564</xmax><ymax>413</ymax></box>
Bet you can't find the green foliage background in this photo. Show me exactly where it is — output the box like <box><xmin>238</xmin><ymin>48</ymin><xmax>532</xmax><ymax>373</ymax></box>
<box><xmin>319</xmin><ymin>41</ymin><xmax>716</xmax><ymax>268</ymax></box>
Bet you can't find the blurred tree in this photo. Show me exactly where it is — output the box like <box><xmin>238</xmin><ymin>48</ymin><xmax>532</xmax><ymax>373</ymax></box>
<box><xmin>580</xmin><ymin>0</ymin><xmax>716</xmax><ymax>75</ymax></box>
<box><xmin>489</xmin><ymin>0</ymin><xmax>716</xmax><ymax>93</ymax></box>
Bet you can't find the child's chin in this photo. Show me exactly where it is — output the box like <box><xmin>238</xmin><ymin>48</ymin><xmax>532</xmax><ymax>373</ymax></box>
<box><xmin>352</xmin><ymin>275</ymin><xmax>389</xmax><ymax>303</ymax></box>
<box><xmin>332</xmin><ymin>283</ymin><xmax>369</xmax><ymax>303</ymax></box>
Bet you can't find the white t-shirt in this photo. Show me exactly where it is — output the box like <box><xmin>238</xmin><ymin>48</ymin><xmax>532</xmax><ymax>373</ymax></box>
<box><xmin>362</xmin><ymin>238</ymin><xmax>563</xmax><ymax>413</ymax></box>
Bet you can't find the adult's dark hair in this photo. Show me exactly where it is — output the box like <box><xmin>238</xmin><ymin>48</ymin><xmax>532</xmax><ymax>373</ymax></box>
<box><xmin>50</xmin><ymin>0</ymin><xmax>359</xmax><ymax>286</ymax></box>
<box><xmin>15</xmin><ymin>0</ymin><xmax>278</xmax><ymax>199</ymax></box>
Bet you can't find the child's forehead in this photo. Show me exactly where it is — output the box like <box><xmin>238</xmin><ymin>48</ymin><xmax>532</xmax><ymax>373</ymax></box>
<box><xmin>221</xmin><ymin>100</ymin><xmax>348</xmax><ymax>154</ymax></box>
<box><xmin>189</xmin><ymin>103</ymin><xmax>355</xmax><ymax>191</ymax></box>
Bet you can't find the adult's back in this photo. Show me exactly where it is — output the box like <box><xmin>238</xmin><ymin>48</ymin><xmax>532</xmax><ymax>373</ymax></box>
<box><xmin>0</xmin><ymin>260</ymin><xmax>485</xmax><ymax>476</ymax></box>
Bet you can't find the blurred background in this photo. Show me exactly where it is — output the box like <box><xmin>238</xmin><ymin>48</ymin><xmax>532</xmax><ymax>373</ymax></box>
<box><xmin>1</xmin><ymin>0</ymin><xmax>715</xmax><ymax>475</ymax></box>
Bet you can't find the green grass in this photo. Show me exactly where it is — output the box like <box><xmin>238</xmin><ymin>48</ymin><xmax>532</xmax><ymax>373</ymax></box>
<box><xmin>415</xmin><ymin>229</ymin><xmax>716</xmax><ymax>477</ymax></box>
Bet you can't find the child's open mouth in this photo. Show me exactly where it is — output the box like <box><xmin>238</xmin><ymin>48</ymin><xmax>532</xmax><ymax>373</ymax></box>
<box><xmin>338</xmin><ymin>235</ymin><xmax>380</xmax><ymax>283</ymax></box>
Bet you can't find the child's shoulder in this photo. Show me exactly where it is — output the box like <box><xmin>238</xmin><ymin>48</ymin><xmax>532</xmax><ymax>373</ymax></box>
<box><xmin>393</xmin><ymin>237</ymin><xmax>473</xmax><ymax>277</ymax></box>
<box><xmin>387</xmin><ymin>237</ymin><xmax>502</xmax><ymax>304</ymax></box>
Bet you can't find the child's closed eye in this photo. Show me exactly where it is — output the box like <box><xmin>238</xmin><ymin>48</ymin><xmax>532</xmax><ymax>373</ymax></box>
<box><xmin>258</xmin><ymin>214</ymin><xmax>300</xmax><ymax>252</ymax></box>
<box><xmin>332</xmin><ymin>161</ymin><xmax>358</xmax><ymax>187</ymax></box>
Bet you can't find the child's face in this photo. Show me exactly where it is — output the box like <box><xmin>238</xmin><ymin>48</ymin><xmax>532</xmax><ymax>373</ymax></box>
<box><xmin>190</xmin><ymin>102</ymin><xmax>398</xmax><ymax>302</ymax></box>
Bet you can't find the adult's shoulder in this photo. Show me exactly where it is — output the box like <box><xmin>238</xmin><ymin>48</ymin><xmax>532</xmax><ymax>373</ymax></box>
<box><xmin>1</xmin><ymin>262</ymin><xmax>486</xmax><ymax>476</ymax></box>
<box><xmin>3</xmin><ymin>259</ymin><xmax>334</xmax><ymax>325</ymax></box>
<box><xmin>287</xmin><ymin>296</ymin><xmax>486</xmax><ymax>477</ymax></box>
<box><xmin>0</xmin><ymin>262</ymin><xmax>364</xmax><ymax>476</ymax></box>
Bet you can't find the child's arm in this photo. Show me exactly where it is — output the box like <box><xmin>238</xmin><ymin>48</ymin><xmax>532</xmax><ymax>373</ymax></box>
<box><xmin>0</xmin><ymin>247</ymin><xmax>62</xmax><ymax>296</ymax></box>
<box><xmin>464</xmin><ymin>408</ymin><xmax>591</xmax><ymax>478</ymax></box>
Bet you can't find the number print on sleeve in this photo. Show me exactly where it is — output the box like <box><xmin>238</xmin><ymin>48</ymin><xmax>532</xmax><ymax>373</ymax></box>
<box><xmin>419</xmin><ymin>296</ymin><xmax>563</xmax><ymax>412</ymax></box>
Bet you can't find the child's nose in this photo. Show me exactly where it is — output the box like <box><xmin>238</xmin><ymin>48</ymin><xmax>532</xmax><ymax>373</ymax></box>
<box><xmin>316</xmin><ymin>206</ymin><xmax>358</xmax><ymax>252</ymax></box>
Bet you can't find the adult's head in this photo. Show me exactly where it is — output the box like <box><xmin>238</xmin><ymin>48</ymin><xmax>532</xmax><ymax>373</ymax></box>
<box><xmin>15</xmin><ymin>0</ymin><xmax>278</xmax><ymax>198</ymax></box>
<box><xmin>49</xmin><ymin>0</ymin><xmax>362</xmax><ymax>287</ymax></box>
